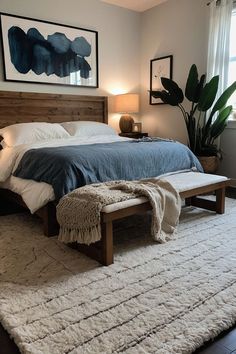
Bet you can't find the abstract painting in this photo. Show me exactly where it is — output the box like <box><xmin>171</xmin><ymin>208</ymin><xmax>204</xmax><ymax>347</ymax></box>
<box><xmin>0</xmin><ymin>13</ymin><xmax>98</xmax><ymax>87</ymax></box>
<box><xmin>150</xmin><ymin>55</ymin><xmax>173</xmax><ymax>105</ymax></box>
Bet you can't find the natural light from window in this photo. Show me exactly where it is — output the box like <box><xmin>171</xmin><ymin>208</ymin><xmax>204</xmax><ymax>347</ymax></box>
<box><xmin>228</xmin><ymin>9</ymin><xmax>236</xmax><ymax>109</ymax></box>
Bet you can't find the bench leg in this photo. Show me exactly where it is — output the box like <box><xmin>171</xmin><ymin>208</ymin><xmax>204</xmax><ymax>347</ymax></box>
<box><xmin>216</xmin><ymin>187</ymin><xmax>225</xmax><ymax>214</ymax></box>
<box><xmin>68</xmin><ymin>222</ymin><xmax>113</xmax><ymax>266</ymax></box>
<box><xmin>101</xmin><ymin>221</ymin><xmax>114</xmax><ymax>266</ymax></box>
<box><xmin>185</xmin><ymin>197</ymin><xmax>192</xmax><ymax>207</ymax></box>
<box><xmin>184</xmin><ymin>187</ymin><xmax>226</xmax><ymax>214</ymax></box>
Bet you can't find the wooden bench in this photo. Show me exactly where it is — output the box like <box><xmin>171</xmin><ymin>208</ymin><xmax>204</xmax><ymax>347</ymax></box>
<box><xmin>75</xmin><ymin>172</ymin><xmax>231</xmax><ymax>266</ymax></box>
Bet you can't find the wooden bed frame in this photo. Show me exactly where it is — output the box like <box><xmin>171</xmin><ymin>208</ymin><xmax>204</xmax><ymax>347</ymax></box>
<box><xmin>0</xmin><ymin>91</ymin><xmax>108</xmax><ymax>129</ymax></box>
<box><xmin>0</xmin><ymin>90</ymin><xmax>108</xmax><ymax>235</ymax></box>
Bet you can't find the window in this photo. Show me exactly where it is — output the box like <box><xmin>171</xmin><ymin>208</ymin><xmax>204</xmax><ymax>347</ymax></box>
<box><xmin>228</xmin><ymin>7</ymin><xmax>236</xmax><ymax>108</ymax></box>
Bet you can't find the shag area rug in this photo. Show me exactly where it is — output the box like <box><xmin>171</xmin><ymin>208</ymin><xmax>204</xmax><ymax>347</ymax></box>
<box><xmin>0</xmin><ymin>199</ymin><xmax>236</xmax><ymax>354</ymax></box>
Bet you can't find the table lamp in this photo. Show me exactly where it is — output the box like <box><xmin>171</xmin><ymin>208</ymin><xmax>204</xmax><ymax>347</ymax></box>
<box><xmin>114</xmin><ymin>93</ymin><xmax>139</xmax><ymax>133</ymax></box>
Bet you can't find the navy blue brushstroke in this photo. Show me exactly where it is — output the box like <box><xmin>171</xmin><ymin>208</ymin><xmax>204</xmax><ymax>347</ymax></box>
<box><xmin>8</xmin><ymin>26</ymin><xmax>91</xmax><ymax>79</ymax></box>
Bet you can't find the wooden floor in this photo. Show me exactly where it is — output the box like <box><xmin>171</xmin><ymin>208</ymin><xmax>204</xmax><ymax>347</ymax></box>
<box><xmin>0</xmin><ymin>188</ymin><xmax>236</xmax><ymax>354</ymax></box>
<box><xmin>0</xmin><ymin>325</ymin><xmax>20</xmax><ymax>354</ymax></box>
<box><xmin>195</xmin><ymin>326</ymin><xmax>236</xmax><ymax>354</ymax></box>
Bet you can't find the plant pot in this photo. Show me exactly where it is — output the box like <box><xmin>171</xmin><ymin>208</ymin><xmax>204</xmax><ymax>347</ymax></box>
<box><xmin>197</xmin><ymin>156</ymin><xmax>219</xmax><ymax>174</ymax></box>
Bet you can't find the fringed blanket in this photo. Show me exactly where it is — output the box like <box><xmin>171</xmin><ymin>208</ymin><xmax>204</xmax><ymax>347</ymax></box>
<box><xmin>57</xmin><ymin>179</ymin><xmax>181</xmax><ymax>245</ymax></box>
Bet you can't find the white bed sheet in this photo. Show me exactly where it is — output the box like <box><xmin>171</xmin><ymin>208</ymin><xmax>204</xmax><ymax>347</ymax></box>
<box><xmin>0</xmin><ymin>176</ymin><xmax>55</xmax><ymax>213</ymax></box>
<box><xmin>0</xmin><ymin>135</ymin><xmax>130</xmax><ymax>213</ymax></box>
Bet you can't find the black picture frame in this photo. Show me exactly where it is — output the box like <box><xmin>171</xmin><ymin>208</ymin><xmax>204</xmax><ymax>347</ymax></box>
<box><xmin>149</xmin><ymin>55</ymin><xmax>173</xmax><ymax>105</ymax></box>
<box><xmin>0</xmin><ymin>12</ymin><xmax>98</xmax><ymax>88</ymax></box>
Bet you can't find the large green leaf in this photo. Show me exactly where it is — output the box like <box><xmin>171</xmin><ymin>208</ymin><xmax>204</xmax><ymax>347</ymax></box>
<box><xmin>205</xmin><ymin>98</ymin><xmax>233</xmax><ymax>137</ymax></box>
<box><xmin>211</xmin><ymin>123</ymin><xmax>227</xmax><ymax>140</ymax></box>
<box><xmin>195</xmin><ymin>74</ymin><xmax>206</xmax><ymax>102</ymax></box>
<box><xmin>208</xmin><ymin>121</ymin><xmax>227</xmax><ymax>143</ymax></box>
<box><xmin>210</xmin><ymin>105</ymin><xmax>232</xmax><ymax>139</ymax></box>
<box><xmin>184</xmin><ymin>64</ymin><xmax>206</xmax><ymax>104</ymax></box>
<box><xmin>150</xmin><ymin>90</ymin><xmax>180</xmax><ymax>106</ymax></box>
<box><xmin>209</xmin><ymin>81</ymin><xmax>236</xmax><ymax>121</ymax></box>
<box><xmin>161</xmin><ymin>91</ymin><xmax>181</xmax><ymax>106</ymax></box>
<box><xmin>161</xmin><ymin>77</ymin><xmax>184</xmax><ymax>104</ymax></box>
<box><xmin>185</xmin><ymin>64</ymin><xmax>198</xmax><ymax>102</ymax></box>
<box><xmin>198</xmin><ymin>76</ymin><xmax>219</xmax><ymax>111</ymax></box>
<box><xmin>150</xmin><ymin>90</ymin><xmax>163</xmax><ymax>99</ymax></box>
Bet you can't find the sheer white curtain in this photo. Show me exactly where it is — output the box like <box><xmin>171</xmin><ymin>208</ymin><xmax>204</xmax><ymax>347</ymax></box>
<box><xmin>207</xmin><ymin>0</ymin><xmax>233</xmax><ymax>96</ymax></box>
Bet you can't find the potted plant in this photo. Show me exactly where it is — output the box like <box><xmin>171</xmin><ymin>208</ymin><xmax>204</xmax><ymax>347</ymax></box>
<box><xmin>150</xmin><ymin>64</ymin><xmax>236</xmax><ymax>172</ymax></box>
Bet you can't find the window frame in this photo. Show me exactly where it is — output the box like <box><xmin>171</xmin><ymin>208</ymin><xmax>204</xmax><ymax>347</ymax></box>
<box><xmin>228</xmin><ymin>6</ymin><xmax>236</xmax><ymax>112</ymax></box>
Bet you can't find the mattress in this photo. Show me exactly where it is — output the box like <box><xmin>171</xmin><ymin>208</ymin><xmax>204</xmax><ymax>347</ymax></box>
<box><xmin>0</xmin><ymin>135</ymin><xmax>130</xmax><ymax>213</ymax></box>
<box><xmin>0</xmin><ymin>135</ymin><xmax>202</xmax><ymax>213</ymax></box>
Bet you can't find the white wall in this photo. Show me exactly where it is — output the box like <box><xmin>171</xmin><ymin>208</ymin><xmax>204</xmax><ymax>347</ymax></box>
<box><xmin>218</xmin><ymin>121</ymin><xmax>236</xmax><ymax>179</ymax></box>
<box><xmin>0</xmin><ymin>0</ymin><xmax>141</xmax><ymax>131</ymax></box>
<box><xmin>140</xmin><ymin>0</ymin><xmax>209</xmax><ymax>143</ymax></box>
<box><xmin>1</xmin><ymin>0</ymin><xmax>234</xmax><ymax>178</ymax></box>
<box><xmin>0</xmin><ymin>0</ymin><xmax>211</xmax><ymax>140</ymax></box>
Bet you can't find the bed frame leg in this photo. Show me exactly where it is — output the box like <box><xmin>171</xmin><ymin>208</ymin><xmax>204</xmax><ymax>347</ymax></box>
<box><xmin>41</xmin><ymin>203</ymin><xmax>59</xmax><ymax>237</ymax></box>
<box><xmin>101</xmin><ymin>221</ymin><xmax>113</xmax><ymax>266</ymax></box>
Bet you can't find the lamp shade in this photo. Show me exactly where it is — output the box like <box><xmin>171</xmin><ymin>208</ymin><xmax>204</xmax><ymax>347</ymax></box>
<box><xmin>114</xmin><ymin>93</ymin><xmax>139</xmax><ymax>113</ymax></box>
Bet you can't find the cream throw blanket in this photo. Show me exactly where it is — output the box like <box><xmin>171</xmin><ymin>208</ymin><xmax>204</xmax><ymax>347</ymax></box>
<box><xmin>57</xmin><ymin>179</ymin><xmax>181</xmax><ymax>245</ymax></box>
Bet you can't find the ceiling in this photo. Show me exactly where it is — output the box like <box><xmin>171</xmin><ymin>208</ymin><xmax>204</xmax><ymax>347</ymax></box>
<box><xmin>101</xmin><ymin>0</ymin><xmax>168</xmax><ymax>12</ymax></box>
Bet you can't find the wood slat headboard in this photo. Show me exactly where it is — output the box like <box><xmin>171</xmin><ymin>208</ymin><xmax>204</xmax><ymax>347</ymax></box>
<box><xmin>0</xmin><ymin>91</ymin><xmax>108</xmax><ymax>129</ymax></box>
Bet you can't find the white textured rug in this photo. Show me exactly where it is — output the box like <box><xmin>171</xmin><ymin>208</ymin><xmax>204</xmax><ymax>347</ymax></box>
<box><xmin>0</xmin><ymin>199</ymin><xmax>236</xmax><ymax>354</ymax></box>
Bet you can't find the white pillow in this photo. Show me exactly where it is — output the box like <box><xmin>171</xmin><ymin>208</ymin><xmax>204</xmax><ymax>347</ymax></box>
<box><xmin>61</xmin><ymin>121</ymin><xmax>117</xmax><ymax>137</ymax></box>
<box><xmin>0</xmin><ymin>122</ymin><xmax>70</xmax><ymax>147</ymax></box>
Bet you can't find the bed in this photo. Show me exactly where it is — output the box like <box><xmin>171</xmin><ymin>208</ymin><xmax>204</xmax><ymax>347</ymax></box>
<box><xmin>0</xmin><ymin>91</ymin><xmax>201</xmax><ymax>236</ymax></box>
<box><xmin>0</xmin><ymin>90</ymin><xmax>109</xmax><ymax>234</ymax></box>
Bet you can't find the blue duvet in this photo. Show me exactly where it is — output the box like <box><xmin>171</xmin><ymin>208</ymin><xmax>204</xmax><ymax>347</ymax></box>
<box><xmin>14</xmin><ymin>140</ymin><xmax>203</xmax><ymax>200</ymax></box>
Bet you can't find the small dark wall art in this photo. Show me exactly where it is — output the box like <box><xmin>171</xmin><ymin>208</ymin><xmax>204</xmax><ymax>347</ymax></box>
<box><xmin>150</xmin><ymin>55</ymin><xmax>173</xmax><ymax>105</ymax></box>
<box><xmin>0</xmin><ymin>13</ymin><xmax>98</xmax><ymax>87</ymax></box>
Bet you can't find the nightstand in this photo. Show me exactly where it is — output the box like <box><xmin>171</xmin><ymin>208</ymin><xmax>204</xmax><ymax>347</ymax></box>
<box><xmin>119</xmin><ymin>132</ymin><xmax>148</xmax><ymax>139</ymax></box>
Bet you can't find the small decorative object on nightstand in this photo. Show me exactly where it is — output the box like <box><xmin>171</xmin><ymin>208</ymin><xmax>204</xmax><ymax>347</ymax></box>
<box><xmin>114</xmin><ymin>93</ymin><xmax>139</xmax><ymax>133</ymax></box>
<box><xmin>132</xmin><ymin>122</ymin><xmax>142</xmax><ymax>132</ymax></box>
<box><xmin>119</xmin><ymin>132</ymin><xmax>148</xmax><ymax>139</ymax></box>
